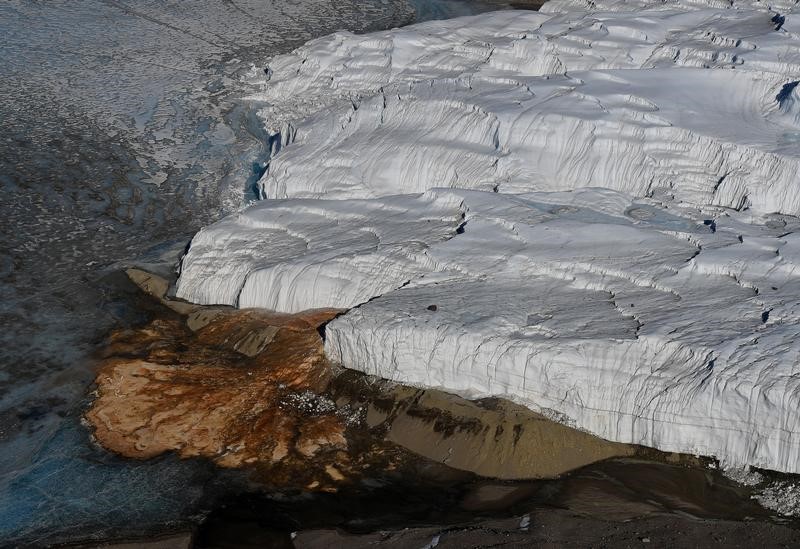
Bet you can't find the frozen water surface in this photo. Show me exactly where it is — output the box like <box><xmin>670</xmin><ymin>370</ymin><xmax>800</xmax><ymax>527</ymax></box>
<box><xmin>0</xmin><ymin>0</ymin><xmax>525</xmax><ymax>543</ymax></box>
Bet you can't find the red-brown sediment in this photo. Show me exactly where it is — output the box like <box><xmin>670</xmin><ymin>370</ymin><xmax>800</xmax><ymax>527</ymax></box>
<box><xmin>86</xmin><ymin>308</ymin><xmax>354</xmax><ymax>479</ymax></box>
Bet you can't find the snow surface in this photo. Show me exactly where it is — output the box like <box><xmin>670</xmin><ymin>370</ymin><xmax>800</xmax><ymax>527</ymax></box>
<box><xmin>252</xmin><ymin>4</ymin><xmax>800</xmax><ymax>213</ymax></box>
<box><xmin>324</xmin><ymin>188</ymin><xmax>800</xmax><ymax>473</ymax></box>
<box><xmin>176</xmin><ymin>193</ymin><xmax>465</xmax><ymax>309</ymax></box>
<box><xmin>178</xmin><ymin>0</ymin><xmax>800</xmax><ymax>472</ymax></box>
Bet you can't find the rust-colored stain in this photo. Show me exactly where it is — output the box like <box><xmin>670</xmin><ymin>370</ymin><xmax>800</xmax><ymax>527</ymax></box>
<box><xmin>85</xmin><ymin>307</ymin><xmax>375</xmax><ymax>489</ymax></box>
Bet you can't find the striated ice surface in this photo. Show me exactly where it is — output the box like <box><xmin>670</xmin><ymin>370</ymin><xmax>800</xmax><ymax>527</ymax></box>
<box><xmin>176</xmin><ymin>193</ymin><xmax>464</xmax><ymax>309</ymax></box>
<box><xmin>251</xmin><ymin>4</ymin><xmax>800</xmax><ymax>214</ymax></box>
<box><xmin>178</xmin><ymin>1</ymin><xmax>800</xmax><ymax>474</ymax></box>
<box><xmin>324</xmin><ymin>188</ymin><xmax>800</xmax><ymax>472</ymax></box>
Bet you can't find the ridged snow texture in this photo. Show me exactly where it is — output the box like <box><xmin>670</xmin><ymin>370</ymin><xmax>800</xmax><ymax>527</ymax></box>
<box><xmin>324</xmin><ymin>187</ymin><xmax>800</xmax><ymax>473</ymax></box>
<box><xmin>253</xmin><ymin>4</ymin><xmax>800</xmax><ymax>214</ymax></box>
<box><xmin>176</xmin><ymin>193</ymin><xmax>465</xmax><ymax>310</ymax></box>
<box><xmin>178</xmin><ymin>1</ymin><xmax>800</xmax><ymax>472</ymax></box>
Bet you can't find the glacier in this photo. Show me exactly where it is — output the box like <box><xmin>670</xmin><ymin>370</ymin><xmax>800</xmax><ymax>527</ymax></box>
<box><xmin>251</xmin><ymin>3</ymin><xmax>800</xmax><ymax>212</ymax></box>
<box><xmin>176</xmin><ymin>192</ymin><xmax>465</xmax><ymax>309</ymax></box>
<box><xmin>177</xmin><ymin>0</ymin><xmax>800</xmax><ymax>473</ymax></box>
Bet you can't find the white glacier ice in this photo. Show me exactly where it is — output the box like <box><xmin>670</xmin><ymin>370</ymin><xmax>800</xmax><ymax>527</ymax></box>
<box><xmin>177</xmin><ymin>0</ymin><xmax>800</xmax><ymax>473</ymax></box>
<box><xmin>175</xmin><ymin>192</ymin><xmax>464</xmax><ymax>309</ymax></box>
<box><xmin>251</xmin><ymin>4</ymin><xmax>800</xmax><ymax>212</ymax></box>
<box><xmin>324</xmin><ymin>188</ymin><xmax>800</xmax><ymax>473</ymax></box>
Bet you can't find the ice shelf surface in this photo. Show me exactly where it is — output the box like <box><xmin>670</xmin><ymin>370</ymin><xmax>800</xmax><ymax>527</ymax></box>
<box><xmin>178</xmin><ymin>0</ymin><xmax>800</xmax><ymax>473</ymax></box>
<box><xmin>176</xmin><ymin>193</ymin><xmax>465</xmax><ymax>309</ymax></box>
<box><xmin>252</xmin><ymin>2</ymin><xmax>800</xmax><ymax>213</ymax></box>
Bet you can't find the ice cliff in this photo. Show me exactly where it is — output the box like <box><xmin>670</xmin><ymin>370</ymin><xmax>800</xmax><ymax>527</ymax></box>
<box><xmin>177</xmin><ymin>0</ymin><xmax>800</xmax><ymax>472</ymax></box>
<box><xmin>177</xmin><ymin>193</ymin><xmax>464</xmax><ymax>309</ymax></box>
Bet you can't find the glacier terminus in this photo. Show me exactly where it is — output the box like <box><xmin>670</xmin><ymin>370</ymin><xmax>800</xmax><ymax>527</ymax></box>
<box><xmin>176</xmin><ymin>0</ymin><xmax>800</xmax><ymax>475</ymax></box>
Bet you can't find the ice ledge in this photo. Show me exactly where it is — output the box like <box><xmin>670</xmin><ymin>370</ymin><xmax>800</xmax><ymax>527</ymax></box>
<box><xmin>175</xmin><ymin>192</ymin><xmax>465</xmax><ymax>310</ymax></box>
<box><xmin>321</xmin><ymin>188</ymin><xmax>800</xmax><ymax>473</ymax></box>
<box><xmin>179</xmin><ymin>185</ymin><xmax>800</xmax><ymax>473</ymax></box>
<box><xmin>176</xmin><ymin>0</ymin><xmax>800</xmax><ymax>473</ymax></box>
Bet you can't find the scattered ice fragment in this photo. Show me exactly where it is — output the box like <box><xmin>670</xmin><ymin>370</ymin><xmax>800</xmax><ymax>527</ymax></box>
<box><xmin>723</xmin><ymin>467</ymin><xmax>764</xmax><ymax>487</ymax></box>
<box><xmin>753</xmin><ymin>481</ymin><xmax>800</xmax><ymax>516</ymax></box>
<box><xmin>519</xmin><ymin>514</ymin><xmax>531</xmax><ymax>530</ymax></box>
